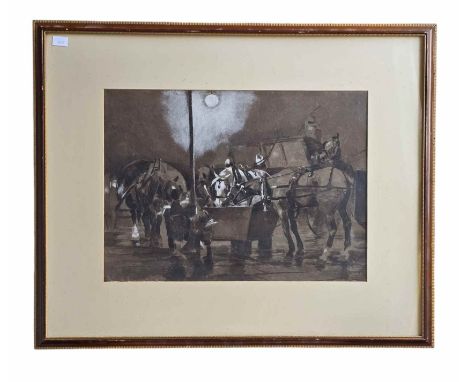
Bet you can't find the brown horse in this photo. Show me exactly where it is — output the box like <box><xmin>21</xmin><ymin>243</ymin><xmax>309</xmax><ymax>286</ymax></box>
<box><xmin>113</xmin><ymin>159</ymin><xmax>187</xmax><ymax>247</ymax></box>
<box><xmin>197</xmin><ymin>163</ymin><xmax>353</xmax><ymax>262</ymax></box>
<box><xmin>267</xmin><ymin>166</ymin><xmax>352</xmax><ymax>262</ymax></box>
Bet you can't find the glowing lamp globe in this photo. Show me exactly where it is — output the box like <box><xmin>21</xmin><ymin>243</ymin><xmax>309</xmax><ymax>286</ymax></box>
<box><xmin>204</xmin><ymin>93</ymin><xmax>219</xmax><ymax>108</ymax></box>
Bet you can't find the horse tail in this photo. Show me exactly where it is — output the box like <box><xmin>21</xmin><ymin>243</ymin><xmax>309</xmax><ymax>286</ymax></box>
<box><xmin>336</xmin><ymin>169</ymin><xmax>356</xmax><ymax>226</ymax></box>
<box><xmin>306</xmin><ymin>209</ymin><xmax>322</xmax><ymax>236</ymax></box>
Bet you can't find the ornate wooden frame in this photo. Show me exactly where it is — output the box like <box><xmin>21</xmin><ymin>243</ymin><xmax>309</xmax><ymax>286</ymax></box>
<box><xmin>34</xmin><ymin>21</ymin><xmax>435</xmax><ymax>348</ymax></box>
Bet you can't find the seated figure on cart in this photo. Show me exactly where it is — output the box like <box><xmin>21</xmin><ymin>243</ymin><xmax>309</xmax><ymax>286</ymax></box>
<box><xmin>303</xmin><ymin>116</ymin><xmax>354</xmax><ymax>180</ymax></box>
<box><xmin>310</xmin><ymin>134</ymin><xmax>355</xmax><ymax>181</ymax></box>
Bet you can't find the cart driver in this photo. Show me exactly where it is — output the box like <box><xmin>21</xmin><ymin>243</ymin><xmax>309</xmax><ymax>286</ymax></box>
<box><xmin>321</xmin><ymin>134</ymin><xmax>354</xmax><ymax>179</ymax></box>
<box><xmin>224</xmin><ymin>157</ymin><xmax>243</xmax><ymax>185</ymax></box>
<box><xmin>250</xmin><ymin>153</ymin><xmax>269</xmax><ymax>178</ymax></box>
<box><xmin>254</xmin><ymin>153</ymin><xmax>266</xmax><ymax>170</ymax></box>
<box><xmin>251</xmin><ymin>153</ymin><xmax>272</xmax><ymax>205</ymax></box>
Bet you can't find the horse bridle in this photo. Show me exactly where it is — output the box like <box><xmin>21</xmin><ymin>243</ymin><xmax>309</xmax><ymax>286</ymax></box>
<box><xmin>212</xmin><ymin>178</ymin><xmax>230</xmax><ymax>200</ymax></box>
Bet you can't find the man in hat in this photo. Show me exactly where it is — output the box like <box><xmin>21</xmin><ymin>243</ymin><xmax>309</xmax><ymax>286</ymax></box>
<box><xmin>250</xmin><ymin>153</ymin><xmax>271</xmax><ymax>178</ymax></box>
<box><xmin>321</xmin><ymin>133</ymin><xmax>354</xmax><ymax>179</ymax></box>
<box><xmin>255</xmin><ymin>153</ymin><xmax>266</xmax><ymax>168</ymax></box>
<box><xmin>303</xmin><ymin>115</ymin><xmax>323</xmax><ymax>164</ymax></box>
<box><xmin>224</xmin><ymin>157</ymin><xmax>243</xmax><ymax>185</ymax></box>
<box><xmin>251</xmin><ymin>153</ymin><xmax>272</xmax><ymax>205</ymax></box>
<box><xmin>253</xmin><ymin>153</ymin><xmax>266</xmax><ymax>172</ymax></box>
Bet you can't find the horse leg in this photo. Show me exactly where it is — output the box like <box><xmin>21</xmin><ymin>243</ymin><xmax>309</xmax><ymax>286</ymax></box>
<box><xmin>126</xmin><ymin>196</ymin><xmax>141</xmax><ymax>246</ymax></box>
<box><xmin>136</xmin><ymin>208</ymin><xmax>142</xmax><ymax>224</ymax></box>
<box><xmin>258</xmin><ymin>236</ymin><xmax>273</xmax><ymax>258</ymax></box>
<box><xmin>164</xmin><ymin>213</ymin><xmax>176</xmax><ymax>253</ymax></box>
<box><xmin>275</xmin><ymin>202</ymin><xmax>295</xmax><ymax>257</ymax></box>
<box><xmin>150</xmin><ymin>212</ymin><xmax>163</xmax><ymax>248</ymax></box>
<box><xmin>231</xmin><ymin>240</ymin><xmax>249</xmax><ymax>258</ymax></box>
<box><xmin>306</xmin><ymin>206</ymin><xmax>322</xmax><ymax>237</ymax></box>
<box><xmin>129</xmin><ymin>209</ymin><xmax>141</xmax><ymax>246</ymax></box>
<box><xmin>320</xmin><ymin>213</ymin><xmax>337</xmax><ymax>261</ymax></box>
<box><xmin>142</xmin><ymin>209</ymin><xmax>152</xmax><ymax>239</ymax></box>
<box><xmin>202</xmin><ymin>238</ymin><xmax>213</xmax><ymax>269</ymax></box>
<box><xmin>288</xmin><ymin>205</ymin><xmax>304</xmax><ymax>257</ymax></box>
<box><xmin>338</xmin><ymin>206</ymin><xmax>352</xmax><ymax>261</ymax></box>
<box><xmin>338</xmin><ymin>207</ymin><xmax>351</xmax><ymax>249</ymax></box>
<box><xmin>131</xmin><ymin>224</ymin><xmax>140</xmax><ymax>246</ymax></box>
<box><xmin>245</xmin><ymin>241</ymin><xmax>252</xmax><ymax>256</ymax></box>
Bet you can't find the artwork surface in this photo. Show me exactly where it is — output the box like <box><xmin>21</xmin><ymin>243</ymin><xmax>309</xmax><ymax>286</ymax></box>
<box><xmin>104</xmin><ymin>90</ymin><xmax>367</xmax><ymax>281</ymax></box>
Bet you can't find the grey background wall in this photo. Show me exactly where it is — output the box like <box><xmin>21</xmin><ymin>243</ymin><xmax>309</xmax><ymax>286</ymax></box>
<box><xmin>105</xmin><ymin>90</ymin><xmax>367</xmax><ymax>177</ymax></box>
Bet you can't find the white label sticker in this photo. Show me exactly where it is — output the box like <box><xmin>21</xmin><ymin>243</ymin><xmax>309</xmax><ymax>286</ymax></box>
<box><xmin>52</xmin><ymin>36</ymin><xmax>68</xmax><ymax>47</ymax></box>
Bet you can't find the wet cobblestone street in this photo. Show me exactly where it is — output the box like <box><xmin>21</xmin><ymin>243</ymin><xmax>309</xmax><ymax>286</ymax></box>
<box><xmin>105</xmin><ymin>211</ymin><xmax>366</xmax><ymax>281</ymax></box>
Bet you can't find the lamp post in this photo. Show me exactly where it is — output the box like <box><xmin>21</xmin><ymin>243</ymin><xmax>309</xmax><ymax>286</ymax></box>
<box><xmin>187</xmin><ymin>90</ymin><xmax>219</xmax><ymax>213</ymax></box>
<box><xmin>184</xmin><ymin>90</ymin><xmax>218</xmax><ymax>256</ymax></box>
<box><xmin>187</xmin><ymin>90</ymin><xmax>196</xmax><ymax>212</ymax></box>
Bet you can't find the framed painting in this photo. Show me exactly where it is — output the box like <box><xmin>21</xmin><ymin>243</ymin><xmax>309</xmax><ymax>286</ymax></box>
<box><xmin>34</xmin><ymin>21</ymin><xmax>435</xmax><ymax>347</ymax></box>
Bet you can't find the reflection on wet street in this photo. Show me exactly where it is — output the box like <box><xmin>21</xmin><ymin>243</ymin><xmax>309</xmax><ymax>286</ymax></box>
<box><xmin>105</xmin><ymin>213</ymin><xmax>366</xmax><ymax>282</ymax></box>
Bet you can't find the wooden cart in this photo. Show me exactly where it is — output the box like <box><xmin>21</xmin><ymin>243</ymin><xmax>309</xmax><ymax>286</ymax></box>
<box><xmin>205</xmin><ymin>205</ymin><xmax>278</xmax><ymax>242</ymax></box>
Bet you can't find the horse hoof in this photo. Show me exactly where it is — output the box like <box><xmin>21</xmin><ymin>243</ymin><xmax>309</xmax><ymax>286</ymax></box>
<box><xmin>150</xmin><ymin>235</ymin><xmax>162</xmax><ymax>247</ymax></box>
<box><xmin>319</xmin><ymin>247</ymin><xmax>330</xmax><ymax>262</ymax></box>
<box><xmin>283</xmin><ymin>252</ymin><xmax>293</xmax><ymax>264</ymax></box>
<box><xmin>203</xmin><ymin>256</ymin><xmax>214</xmax><ymax>269</ymax></box>
<box><xmin>315</xmin><ymin>259</ymin><xmax>326</xmax><ymax>270</ymax></box>
<box><xmin>258</xmin><ymin>251</ymin><xmax>273</xmax><ymax>259</ymax></box>
<box><xmin>150</xmin><ymin>240</ymin><xmax>162</xmax><ymax>248</ymax></box>
<box><xmin>342</xmin><ymin>249</ymin><xmax>352</xmax><ymax>263</ymax></box>
<box><xmin>295</xmin><ymin>256</ymin><xmax>304</xmax><ymax>266</ymax></box>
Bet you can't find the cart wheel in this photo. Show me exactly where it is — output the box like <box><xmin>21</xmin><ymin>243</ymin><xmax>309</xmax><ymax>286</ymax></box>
<box><xmin>231</xmin><ymin>240</ymin><xmax>251</xmax><ymax>258</ymax></box>
<box><xmin>231</xmin><ymin>241</ymin><xmax>240</xmax><ymax>256</ymax></box>
<box><xmin>258</xmin><ymin>236</ymin><xmax>273</xmax><ymax>258</ymax></box>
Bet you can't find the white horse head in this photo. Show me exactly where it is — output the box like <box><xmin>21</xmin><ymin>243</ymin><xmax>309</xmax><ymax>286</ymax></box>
<box><xmin>211</xmin><ymin>177</ymin><xmax>230</xmax><ymax>207</ymax></box>
<box><xmin>210</xmin><ymin>167</ymin><xmax>270</xmax><ymax>207</ymax></box>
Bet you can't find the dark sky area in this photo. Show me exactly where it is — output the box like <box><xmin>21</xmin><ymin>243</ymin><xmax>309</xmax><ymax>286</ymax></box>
<box><xmin>105</xmin><ymin>90</ymin><xmax>367</xmax><ymax>178</ymax></box>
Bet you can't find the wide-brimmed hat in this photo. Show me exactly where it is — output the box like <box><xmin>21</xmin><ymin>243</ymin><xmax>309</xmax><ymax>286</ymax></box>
<box><xmin>211</xmin><ymin>168</ymin><xmax>232</xmax><ymax>185</ymax></box>
<box><xmin>255</xmin><ymin>153</ymin><xmax>265</xmax><ymax>166</ymax></box>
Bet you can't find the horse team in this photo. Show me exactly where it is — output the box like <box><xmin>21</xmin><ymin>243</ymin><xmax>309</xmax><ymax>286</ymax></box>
<box><xmin>108</xmin><ymin>151</ymin><xmax>354</xmax><ymax>264</ymax></box>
